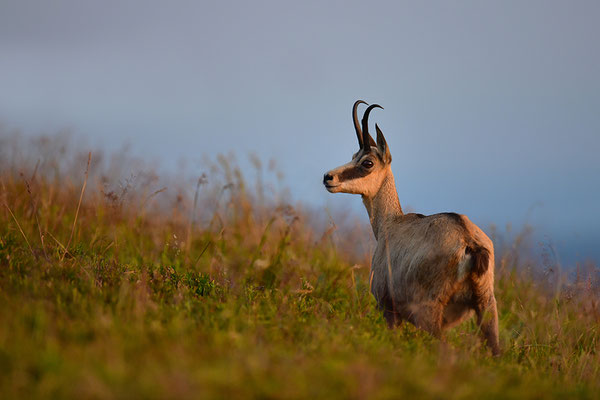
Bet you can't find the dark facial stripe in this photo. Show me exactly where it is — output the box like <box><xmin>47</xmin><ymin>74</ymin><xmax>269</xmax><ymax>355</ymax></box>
<box><xmin>338</xmin><ymin>165</ymin><xmax>371</xmax><ymax>182</ymax></box>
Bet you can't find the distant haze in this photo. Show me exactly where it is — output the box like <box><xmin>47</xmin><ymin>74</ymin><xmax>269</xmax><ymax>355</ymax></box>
<box><xmin>1</xmin><ymin>1</ymin><xmax>599</xmax><ymax>265</ymax></box>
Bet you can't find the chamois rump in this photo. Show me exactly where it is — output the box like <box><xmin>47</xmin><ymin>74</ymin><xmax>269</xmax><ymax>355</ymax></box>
<box><xmin>323</xmin><ymin>100</ymin><xmax>500</xmax><ymax>356</ymax></box>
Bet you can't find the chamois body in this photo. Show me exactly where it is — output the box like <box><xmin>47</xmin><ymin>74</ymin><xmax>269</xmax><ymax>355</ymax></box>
<box><xmin>324</xmin><ymin>101</ymin><xmax>500</xmax><ymax>355</ymax></box>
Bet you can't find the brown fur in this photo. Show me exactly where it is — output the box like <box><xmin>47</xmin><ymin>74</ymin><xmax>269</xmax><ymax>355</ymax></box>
<box><xmin>324</xmin><ymin>103</ymin><xmax>500</xmax><ymax>356</ymax></box>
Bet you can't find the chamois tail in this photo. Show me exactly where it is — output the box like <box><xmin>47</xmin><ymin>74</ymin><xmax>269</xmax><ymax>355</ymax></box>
<box><xmin>465</xmin><ymin>245</ymin><xmax>491</xmax><ymax>277</ymax></box>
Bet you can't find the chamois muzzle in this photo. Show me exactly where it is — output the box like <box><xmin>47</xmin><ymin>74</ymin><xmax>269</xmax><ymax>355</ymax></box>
<box><xmin>323</xmin><ymin>172</ymin><xmax>339</xmax><ymax>192</ymax></box>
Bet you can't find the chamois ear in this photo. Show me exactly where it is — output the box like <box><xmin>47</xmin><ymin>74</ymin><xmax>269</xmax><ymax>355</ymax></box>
<box><xmin>368</xmin><ymin>135</ymin><xmax>377</xmax><ymax>147</ymax></box>
<box><xmin>375</xmin><ymin>124</ymin><xmax>392</xmax><ymax>163</ymax></box>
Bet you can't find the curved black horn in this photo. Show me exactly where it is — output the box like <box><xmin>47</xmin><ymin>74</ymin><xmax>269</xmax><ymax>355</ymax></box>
<box><xmin>361</xmin><ymin>104</ymin><xmax>383</xmax><ymax>151</ymax></box>
<box><xmin>352</xmin><ymin>100</ymin><xmax>367</xmax><ymax>147</ymax></box>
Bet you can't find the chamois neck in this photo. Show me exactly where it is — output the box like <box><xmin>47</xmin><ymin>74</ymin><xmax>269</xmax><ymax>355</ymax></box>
<box><xmin>362</xmin><ymin>171</ymin><xmax>403</xmax><ymax>240</ymax></box>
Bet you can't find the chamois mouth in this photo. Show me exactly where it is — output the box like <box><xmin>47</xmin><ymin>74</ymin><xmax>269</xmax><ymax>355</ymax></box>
<box><xmin>324</xmin><ymin>183</ymin><xmax>340</xmax><ymax>192</ymax></box>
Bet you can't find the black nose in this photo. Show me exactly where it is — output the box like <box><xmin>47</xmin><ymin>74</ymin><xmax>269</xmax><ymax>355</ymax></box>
<box><xmin>323</xmin><ymin>173</ymin><xmax>333</xmax><ymax>184</ymax></box>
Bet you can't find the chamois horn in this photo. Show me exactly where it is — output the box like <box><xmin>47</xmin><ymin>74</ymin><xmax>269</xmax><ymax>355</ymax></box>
<box><xmin>353</xmin><ymin>100</ymin><xmax>368</xmax><ymax>147</ymax></box>
<box><xmin>361</xmin><ymin>104</ymin><xmax>383</xmax><ymax>152</ymax></box>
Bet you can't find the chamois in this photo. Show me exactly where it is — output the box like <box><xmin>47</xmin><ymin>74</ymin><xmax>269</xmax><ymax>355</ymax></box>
<box><xmin>323</xmin><ymin>100</ymin><xmax>500</xmax><ymax>356</ymax></box>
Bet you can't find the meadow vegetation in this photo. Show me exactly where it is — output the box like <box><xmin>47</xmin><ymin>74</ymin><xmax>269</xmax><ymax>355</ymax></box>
<box><xmin>1</xmin><ymin>133</ymin><xmax>599</xmax><ymax>399</ymax></box>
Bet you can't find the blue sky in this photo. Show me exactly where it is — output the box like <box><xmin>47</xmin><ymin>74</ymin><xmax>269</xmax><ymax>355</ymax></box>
<box><xmin>1</xmin><ymin>1</ymin><xmax>599</xmax><ymax>265</ymax></box>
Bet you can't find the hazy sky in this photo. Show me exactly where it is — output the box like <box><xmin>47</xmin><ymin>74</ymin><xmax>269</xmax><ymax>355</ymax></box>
<box><xmin>1</xmin><ymin>1</ymin><xmax>599</xmax><ymax>264</ymax></box>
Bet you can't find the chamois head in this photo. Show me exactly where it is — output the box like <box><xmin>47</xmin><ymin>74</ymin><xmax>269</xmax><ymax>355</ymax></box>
<box><xmin>323</xmin><ymin>100</ymin><xmax>392</xmax><ymax>197</ymax></box>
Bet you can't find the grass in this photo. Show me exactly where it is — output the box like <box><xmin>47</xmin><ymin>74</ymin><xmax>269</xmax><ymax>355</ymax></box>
<box><xmin>0</xmin><ymin>134</ymin><xmax>599</xmax><ymax>399</ymax></box>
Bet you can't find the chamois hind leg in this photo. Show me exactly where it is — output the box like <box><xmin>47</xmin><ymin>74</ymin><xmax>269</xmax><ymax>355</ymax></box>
<box><xmin>474</xmin><ymin>293</ymin><xmax>500</xmax><ymax>356</ymax></box>
<box><xmin>379</xmin><ymin>294</ymin><xmax>402</xmax><ymax>328</ymax></box>
<box><xmin>383</xmin><ymin>309</ymin><xmax>399</xmax><ymax>328</ymax></box>
<box><xmin>469</xmin><ymin>245</ymin><xmax>500</xmax><ymax>355</ymax></box>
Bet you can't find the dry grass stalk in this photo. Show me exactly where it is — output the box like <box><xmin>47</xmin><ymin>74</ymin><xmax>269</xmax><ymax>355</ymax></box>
<box><xmin>4</xmin><ymin>202</ymin><xmax>36</xmax><ymax>259</ymax></box>
<box><xmin>62</xmin><ymin>151</ymin><xmax>91</xmax><ymax>261</ymax></box>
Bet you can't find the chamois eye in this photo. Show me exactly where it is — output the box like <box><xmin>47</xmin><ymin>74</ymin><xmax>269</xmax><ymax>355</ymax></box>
<box><xmin>362</xmin><ymin>159</ymin><xmax>374</xmax><ymax>168</ymax></box>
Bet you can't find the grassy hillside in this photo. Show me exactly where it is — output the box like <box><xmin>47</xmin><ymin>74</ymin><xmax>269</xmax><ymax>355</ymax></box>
<box><xmin>1</xmin><ymin>134</ymin><xmax>599</xmax><ymax>399</ymax></box>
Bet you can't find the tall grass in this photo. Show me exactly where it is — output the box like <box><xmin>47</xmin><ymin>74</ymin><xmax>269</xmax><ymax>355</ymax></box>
<box><xmin>0</xmin><ymin>132</ymin><xmax>599</xmax><ymax>399</ymax></box>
